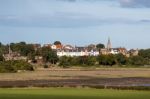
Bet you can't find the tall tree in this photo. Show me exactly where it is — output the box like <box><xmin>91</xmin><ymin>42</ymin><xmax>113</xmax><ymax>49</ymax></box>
<box><xmin>115</xmin><ymin>54</ymin><xmax>127</xmax><ymax>65</ymax></box>
<box><xmin>41</xmin><ymin>47</ymin><xmax>58</xmax><ymax>64</ymax></box>
<box><xmin>0</xmin><ymin>54</ymin><xmax>4</xmax><ymax>61</ymax></box>
<box><xmin>96</xmin><ymin>43</ymin><xmax>105</xmax><ymax>49</ymax></box>
<box><xmin>139</xmin><ymin>49</ymin><xmax>150</xmax><ymax>59</ymax></box>
<box><xmin>54</xmin><ymin>41</ymin><xmax>61</xmax><ymax>45</ymax></box>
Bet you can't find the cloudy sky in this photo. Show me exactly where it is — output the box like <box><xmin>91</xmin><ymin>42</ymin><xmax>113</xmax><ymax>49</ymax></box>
<box><xmin>0</xmin><ymin>0</ymin><xmax>150</xmax><ymax>49</ymax></box>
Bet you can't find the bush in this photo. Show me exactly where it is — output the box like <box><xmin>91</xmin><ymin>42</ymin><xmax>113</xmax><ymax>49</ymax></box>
<box><xmin>59</xmin><ymin>56</ymin><xmax>97</xmax><ymax>67</ymax></box>
<box><xmin>0</xmin><ymin>61</ymin><xmax>15</xmax><ymax>73</ymax></box>
<box><xmin>12</xmin><ymin>60</ymin><xmax>34</xmax><ymax>71</ymax></box>
<box><xmin>127</xmin><ymin>56</ymin><xmax>145</xmax><ymax>66</ymax></box>
<box><xmin>0</xmin><ymin>60</ymin><xmax>34</xmax><ymax>73</ymax></box>
<box><xmin>97</xmin><ymin>55</ymin><xmax>116</xmax><ymax>66</ymax></box>
<box><xmin>44</xmin><ymin>64</ymin><xmax>48</xmax><ymax>68</ymax></box>
<box><xmin>59</xmin><ymin>56</ymin><xmax>72</xmax><ymax>68</ymax></box>
<box><xmin>86</xmin><ymin>56</ymin><xmax>97</xmax><ymax>66</ymax></box>
<box><xmin>115</xmin><ymin>54</ymin><xmax>127</xmax><ymax>65</ymax></box>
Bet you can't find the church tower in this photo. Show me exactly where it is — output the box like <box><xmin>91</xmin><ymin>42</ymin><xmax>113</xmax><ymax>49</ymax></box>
<box><xmin>8</xmin><ymin>44</ymin><xmax>13</xmax><ymax>60</ymax></box>
<box><xmin>107</xmin><ymin>37</ymin><xmax>111</xmax><ymax>50</ymax></box>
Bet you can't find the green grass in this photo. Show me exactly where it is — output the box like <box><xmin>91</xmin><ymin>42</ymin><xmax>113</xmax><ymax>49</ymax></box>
<box><xmin>0</xmin><ymin>88</ymin><xmax>150</xmax><ymax>99</ymax></box>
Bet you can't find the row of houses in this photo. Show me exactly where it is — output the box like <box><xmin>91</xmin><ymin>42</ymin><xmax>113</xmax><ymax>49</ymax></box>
<box><xmin>57</xmin><ymin>48</ymin><xmax>99</xmax><ymax>57</ymax></box>
<box><xmin>3</xmin><ymin>38</ymin><xmax>139</xmax><ymax>62</ymax></box>
<box><xmin>50</xmin><ymin>38</ymin><xmax>138</xmax><ymax>57</ymax></box>
<box><xmin>56</xmin><ymin>46</ymin><xmax>138</xmax><ymax>57</ymax></box>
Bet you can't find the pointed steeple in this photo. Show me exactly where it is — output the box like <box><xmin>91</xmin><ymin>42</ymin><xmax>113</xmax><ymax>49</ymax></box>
<box><xmin>8</xmin><ymin>44</ymin><xmax>13</xmax><ymax>60</ymax></box>
<box><xmin>9</xmin><ymin>44</ymin><xmax>12</xmax><ymax>55</ymax></box>
<box><xmin>107</xmin><ymin>37</ymin><xmax>111</xmax><ymax>50</ymax></box>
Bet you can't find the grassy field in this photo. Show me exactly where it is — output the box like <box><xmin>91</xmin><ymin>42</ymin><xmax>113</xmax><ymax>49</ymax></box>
<box><xmin>0</xmin><ymin>67</ymin><xmax>150</xmax><ymax>81</ymax></box>
<box><xmin>0</xmin><ymin>88</ymin><xmax>150</xmax><ymax>99</ymax></box>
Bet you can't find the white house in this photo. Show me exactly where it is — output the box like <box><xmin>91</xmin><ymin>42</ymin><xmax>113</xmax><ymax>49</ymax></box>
<box><xmin>57</xmin><ymin>49</ymin><xmax>99</xmax><ymax>57</ymax></box>
<box><xmin>51</xmin><ymin>45</ymin><xmax>57</xmax><ymax>49</ymax></box>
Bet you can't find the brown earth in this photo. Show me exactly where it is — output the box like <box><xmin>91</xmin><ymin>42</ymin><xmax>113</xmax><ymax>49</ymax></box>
<box><xmin>0</xmin><ymin>77</ymin><xmax>150</xmax><ymax>88</ymax></box>
<box><xmin>0</xmin><ymin>68</ymin><xmax>150</xmax><ymax>88</ymax></box>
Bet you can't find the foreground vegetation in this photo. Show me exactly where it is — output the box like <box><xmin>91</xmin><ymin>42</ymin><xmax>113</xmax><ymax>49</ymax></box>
<box><xmin>0</xmin><ymin>60</ymin><xmax>34</xmax><ymax>73</ymax></box>
<box><xmin>0</xmin><ymin>88</ymin><xmax>150</xmax><ymax>99</ymax></box>
<box><xmin>59</xmin><ymin>54</ymin><xmax>150</xmax><ymax>68</ymax></box>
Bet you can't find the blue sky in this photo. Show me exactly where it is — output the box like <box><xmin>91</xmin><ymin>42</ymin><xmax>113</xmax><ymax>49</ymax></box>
<box><xmin>0</xmin><ymin>0</ymin><xmax>150</xmax><ymax>49</ymax></box>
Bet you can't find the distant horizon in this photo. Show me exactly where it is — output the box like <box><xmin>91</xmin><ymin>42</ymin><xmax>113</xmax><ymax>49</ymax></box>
<box><xmin>0</xmin><ymin>0</ymin><xmax>150</xmax><ymax>49</ymax></box>
<box><xmin>0</xmin><ymin>39</ymin><xmax>145</xmax><ymax>50</ymax></box>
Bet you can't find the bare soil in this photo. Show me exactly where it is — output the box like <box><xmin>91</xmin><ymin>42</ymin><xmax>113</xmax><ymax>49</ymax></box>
<box><xmin>0</xmin><ymin>68</ymin><xmax>150</xmax><ymax>88</ymax></box>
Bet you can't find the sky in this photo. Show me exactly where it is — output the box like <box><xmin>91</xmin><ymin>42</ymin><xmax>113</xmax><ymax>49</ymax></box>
<box><xmin>0</xmin><ymin>0</ymin><xmax>150</xmax><ymax>49</ymax></box>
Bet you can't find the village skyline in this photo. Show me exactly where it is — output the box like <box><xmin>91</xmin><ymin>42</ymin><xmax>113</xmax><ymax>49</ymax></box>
<box><xmin>0</xmin><ymin>37</ymin><xmax>138</xmax><ymax>60</ymax></box>
<box><xmin>0</xmin><ymin>38</ymin><xmax>139</xmax><ymax>50</ymax></box>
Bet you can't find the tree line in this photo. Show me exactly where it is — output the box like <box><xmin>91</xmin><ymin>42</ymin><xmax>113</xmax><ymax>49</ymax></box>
<box><xmin>0</xmin><ymin>42</ymin><xmax>59</xmax><ymax>72</ymax></box>
<box><xmin>0</xmin><ymin>42</ymin><xmax>150</xmax><ymax>72</ymax></box>
<box><xmin>58</xmin><ymin>53</ymin><xmax>150</xmax><ymax>67</ymax></box>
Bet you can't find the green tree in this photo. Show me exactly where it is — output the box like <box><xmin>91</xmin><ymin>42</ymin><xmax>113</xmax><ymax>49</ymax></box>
<box><xmin>10</xmin><ymin>42</ymin><xmax>35</xmax><ymax>57</ymax></box>
<box><xmin>139</xmin><ymin>49</ymin><xmax>150</xmax><ymax>59</ymax></box>
<box><xmin>97</xmin><ymin>55</ymin><xmax>107</xmax><ymax>65</ymax></box>
<box><xmin>86</xmin><ymin>56</ymin><xmax>97</xmax><ymax>66</ymax></box>
<box><xmin>12</xmin><ymin>60</ymin><xmax>34</xmax><ymax>71</ymax></box>
<box><xmin>0</xmin><ymin>61</ymin><xmax>15</xmax><ymax>73</ymax></box>
<box><xmin>78</xmin><ymin>56</ymin><xmax>88</xmax><ymax>65</ymax></box>
<box><xmin>128</xmin><ymin>56</ymin><xmax>145</xmax><ymax>66</ymax></box>
<box><xmin>47</xmin><ymin>51</ymin><xmax>58</xmax><ymax>64</ymax></box>
<box><xmin>70</xmin><ymin>56</ymin><xmax>80</xmax><ymax>66</ymax></box>
<box><xmin>97</xmin><ymin>55</ymin><xmax>116</xmax><ymax>66</ymax></box>
<box><xmin>106</xmin><ymin>55</ymin><xmax>116</xmax><ymax>66</ymax></box>
<box><xmin>0</xmin><ymin>60</ymin><xmax>34</xmax><ymax>73</ymax></box>
<box><xmin>41</xmin><ymin>47</ymin><xmax>58</xmax><ymax>64</ymax></box>
<box><xmin>54</xmin><ymin>41</ymin><xmax>61</xmax><ymax>45</ymax></box>
<box><xmin>41</xmin><ymin>46</ymin><xmax>51</xmax><ymax>62</ymax></box>
<box><xmin>0</xmin><ymin>44</ymin><xmax>8</xmax><ymax>54</ymax></box>
<box><xmin>115</xmin><ymin>54</ymin><xmax>127</xmax><ymax>65</ymax></box>
<box><xmin>59</xmin><ymin>56</ymin><xmax>72</xmax><ymax>67</ymax></box>
<box><xmin>0</xmin><ymin>54</ymin><xmax>4</xmax><ymax>61</ymax></box>
<box><xmin>96</xmin><ymin>43</ymin><xmax>105</xmax><ymax>49</ymax></box>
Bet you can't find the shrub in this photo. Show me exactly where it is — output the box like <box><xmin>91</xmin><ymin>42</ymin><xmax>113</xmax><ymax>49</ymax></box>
<box><xmin>0</xmin><ymin>60</ymin><xmax>34</xmax><ymax>73</ymax></box>
<box><xmin>44</xmin><ymin>64</ymin><xmax>48</xmax><ymax>68</ymax></box>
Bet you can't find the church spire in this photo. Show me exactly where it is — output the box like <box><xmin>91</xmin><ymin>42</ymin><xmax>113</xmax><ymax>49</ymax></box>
<box><xmin>9</xmin><ymin>44</ymin><xmax>12</xmax><ymax>55</ymax></box>
<box><xmin>8</xmin><ymin>44</ymin><xmax>13</xmax><ymax>60</ymax></box>
<box><xmin>107</xmin><ymin>37</ymin><xmax>111</xmax><ymax>50</ymax></box>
